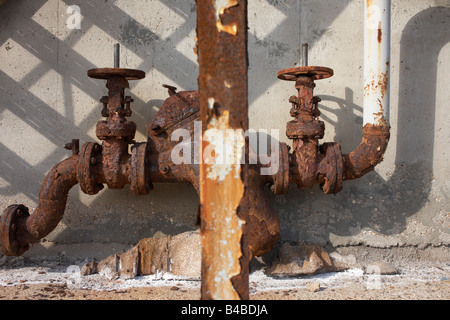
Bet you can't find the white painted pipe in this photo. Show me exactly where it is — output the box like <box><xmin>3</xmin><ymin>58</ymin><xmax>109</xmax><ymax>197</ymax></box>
<box><xmin>363</xmin><ymin>0</ymin><xmax>391</xmax><ymax>126</ymax></box>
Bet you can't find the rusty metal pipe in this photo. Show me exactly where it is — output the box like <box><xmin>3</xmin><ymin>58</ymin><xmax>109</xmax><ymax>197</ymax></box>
<box><xmin>0</xmin><ymin>155</ymin><xmax>78</xmax><ymax>256</ymax></box>
<box><xmin>343</xmin><ymin>0</ymin><xmax>391</xmax><ymax>180</ymax></box>
<box><xmin>343</xmin><ymin>124</ymin><xmax>390</xmax><ymax>180</ymax></box>
<box><xmin>197</xmin><ymin>0</ymin><xmax>250</xmax><ymax>300</ymax></box>
<box><xmin>363</xmin><ymin>0</ymin><xmax>390</xmax><ymax>126</ymax></box>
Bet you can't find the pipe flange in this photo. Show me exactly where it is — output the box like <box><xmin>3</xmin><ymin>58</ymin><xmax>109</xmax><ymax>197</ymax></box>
<box><xmin>96</xmin><ymin>120</ymin><xmax>136</xmax><ymax>141</ymax></box>
<box><xmin>130</xmin><ymin>142</ymin><xmax>153</xmax><ymax>195</ymax></box>
<box><xmin>286</xmin><ymin>120</ymin><xmax>325</xmax><ymax>140</ymax></box>
<box><xmin>320</xmin><ymin>143</ymin><xmax>343</xmax><ymax>194</ymax></box>
<box><xmin>0</xmin><ymin>204</ymin><xmax>30</xmax><ymax>256</ymax></box>
<box><xmin>78</xmin><ymin>142</ymin><xmax>104</xmax><ymax>195</ymax></box>
<box><xmin>272</xmin><ymin>142</ymin><xmax>290</xmax><ymax>194</ymax></box>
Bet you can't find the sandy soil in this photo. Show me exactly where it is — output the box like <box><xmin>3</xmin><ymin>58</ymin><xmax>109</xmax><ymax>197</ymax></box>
<box><xmin>0</xmin><ymin>257</ymin><xmax>448</xmax><ymax>300</ymax></box>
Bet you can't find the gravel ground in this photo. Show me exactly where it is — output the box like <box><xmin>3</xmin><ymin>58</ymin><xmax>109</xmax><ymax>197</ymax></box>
<box><xmin>0</xmin><ymin>256</ymin><xmax>448</xmax><ymax>300</ymax></box>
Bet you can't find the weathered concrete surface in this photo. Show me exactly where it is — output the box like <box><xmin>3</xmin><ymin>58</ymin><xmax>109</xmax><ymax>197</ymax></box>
<box><xmin>266</xmin><ymin>242</ymin><xmax>361</xmax><ymax>277</ymax></box>
<box><xmin>0</xmin><ymin>0</ymin><xmax>448</xmax><ymax>260</ymax></box>
<box><xmin>79</xmin><ymin>230</ymin><xmax>361</xmax><ymax>279</ymax></box>
<box><xmin>81</xmin><ymin>230</ymin><xmax>201</xmax><ymax>279</ymax></box>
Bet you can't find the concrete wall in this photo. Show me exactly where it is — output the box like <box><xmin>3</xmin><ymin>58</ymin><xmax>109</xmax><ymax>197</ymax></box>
<box><xmin>0</xmin><ymin>0</ymin><xmax>448</xmax><ymax>258</ymax></box>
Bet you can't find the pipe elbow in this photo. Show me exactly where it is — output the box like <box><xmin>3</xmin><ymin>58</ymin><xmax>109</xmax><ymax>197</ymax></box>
<box><xmin>343</xmin><ymin>123</ymin><xmax>390</xmax><ymax>180</ymax></box>
<box><xmin>0</xmin><ymin>156</ymin><xmax>78</xmax><ymax>256</ymax></box>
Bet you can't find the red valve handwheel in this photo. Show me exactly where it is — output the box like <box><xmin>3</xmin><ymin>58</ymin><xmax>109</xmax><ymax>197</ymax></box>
<box><xmin>87</xmin><ymin>68</ymin><xmax>145</xmax><ymax>80</ymax></box>
<box><xmin>277</xmin><ymin>66</ymin><xmax>333</xmax><ymax>81</ymax></box>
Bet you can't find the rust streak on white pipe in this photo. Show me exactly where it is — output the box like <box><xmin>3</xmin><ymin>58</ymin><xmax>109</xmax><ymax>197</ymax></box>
<box><xmin>364</xmin><ymin>0</ymin><xmax>391</xmax><ymax>126</ymax></box>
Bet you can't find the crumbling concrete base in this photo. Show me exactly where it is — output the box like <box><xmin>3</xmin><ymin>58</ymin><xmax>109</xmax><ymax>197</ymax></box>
<box><xmin>81</xmin><ymin>230</ymin><xmax>201</xmax><ymax>279</ymax></box>
<box><xmin>81</xmin><ymin>230</ymin><xmax>369</xmax><ymax>279</ymax></box>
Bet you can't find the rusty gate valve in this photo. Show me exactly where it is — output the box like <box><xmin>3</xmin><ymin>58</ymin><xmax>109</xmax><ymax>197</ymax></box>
<box><xmin>83</xmin><ymin>44</ymin><xmax>151</xmax><ymax>193</ymax></box>
<box><xmin>277</xmin><ymin>45</ymin><xmax>332</xmax><ymax>141</ymax></box>
<box><xmin>278</xmin><ymin>43</ymin><xmax>343</xmax><ymax>194</ymax></box>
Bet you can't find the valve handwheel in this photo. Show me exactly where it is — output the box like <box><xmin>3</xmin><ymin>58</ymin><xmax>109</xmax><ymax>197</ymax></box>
<box><xmin>87</xmin><ymin>68</ymin><xmax>145</xmax><ymax>80</ymax></box>
<box><xmin>277</xmin><ymin>43</ymin><xmax>333</xmax><ymax>81</ymax></box>
<box><xmin>277</xmin><ymin>66</ymin><xmax>333</xmax><ymax>81</ymax></box>
<box><xmin>87</xmin><ymin>43</ymin><xmax>145</xmax><ymax>80</ymax></box>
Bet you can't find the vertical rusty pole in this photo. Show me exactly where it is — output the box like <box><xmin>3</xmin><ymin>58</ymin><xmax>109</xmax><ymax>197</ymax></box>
<box><xmin>196</xmin><ymin>0</ymin><xmax>250</xmax><ymax>300</ymax></box>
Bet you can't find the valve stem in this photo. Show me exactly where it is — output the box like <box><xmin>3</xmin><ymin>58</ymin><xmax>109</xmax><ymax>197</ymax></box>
<box><xmin>114</xmin><ymin>43</ymin><xmax>120</xmax><ymax>68</ymax></box>
<box><xmin>302</xmin><ymin>43</ymin><xmax>308</xmax><ymax>67</ymax></box>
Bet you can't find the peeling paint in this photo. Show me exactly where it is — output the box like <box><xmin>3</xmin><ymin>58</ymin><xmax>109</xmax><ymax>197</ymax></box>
<box><xmin>204</xmin><ymin>110</ymin><xmax>245</xmax><ymax>182</ymax></box>
<box><xmin>213</xmin><ymin>0</ymin><xmax>239</xmax><ymax>35</ymax></box>
<box><xmin>201</xmin><ymin>108</ymin><xmax>245</xmax><ymax>299</ymax></box>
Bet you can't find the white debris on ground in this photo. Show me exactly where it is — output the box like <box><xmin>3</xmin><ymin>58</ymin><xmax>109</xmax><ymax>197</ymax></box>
<box><xmin>0</xmin><ymin>255</ymin><xmax>448</xmax><ymax>296</ymax></box>
<box><xmin>249</xmin><ymin>263</ymin><xmax>449</xmax><ymax>294</ymax></box>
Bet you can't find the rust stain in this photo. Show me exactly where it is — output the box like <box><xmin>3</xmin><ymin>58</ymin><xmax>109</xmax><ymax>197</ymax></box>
<box><xmin>364</xmin><ymin>69</ymin><xmax>389</xmax><ymax>99</ymax></box>
<box><xmin>380</xmin><ymin>69</ymin><xmax>388</xmax><ymax>97</ymax></box>
<box><xmin>377</xmin><ymin>22</ymin><xmax>382</xmax><ymax>43</ymax></box>
<box><xmin>0</xmin><ymin>156</ymin><xmax>79</xmax><ymax>256</ymax></box>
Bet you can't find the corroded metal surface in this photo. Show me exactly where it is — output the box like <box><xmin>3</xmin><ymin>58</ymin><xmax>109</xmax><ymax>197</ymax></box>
<box><xmin>196</xmin><ymin>0</ymin><xmax>250</xmax><ymax>300</ymax></box>
<box><xmin>0</xmin><ymin>156</ymin><xmax>79</xmax><ymax>256</ymax></box>
<box><xmin>149</xmin><ymin>90</ymin><xmax>200</xmax><ymax>136</ymax></box>
<box><xmin>87</xmin><ymin>68</ymin><xmax>145</xmax><ymax>81</ymax></box>
<box><xmin>77</xmin><ymin>142</ymin><xmax>103</xmax><ymax>195</ymax></box>
<box><xmin>129</xmin><ymin>142</ymin><xmax>152</xmax><ymax>195</ymax></box>
<box><xmin>284</xmin><ymin>72</ymin><xmax>327</xmax><ymax>189</ymax></box>
<box><xmin>89</xmin><ymin>65</ymin><xmax>142</xmax><ymax>190</ymax></box>
<box><xmin>343</xmin><ymin>123</ymin><xmax>390</xmax><ymax>180</ymax></box>
<box><xmin>0</xmin><ymin>204</ymin><xmax>30</xmax><ymax>256</ymax></box>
